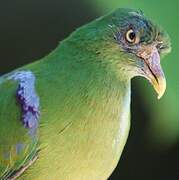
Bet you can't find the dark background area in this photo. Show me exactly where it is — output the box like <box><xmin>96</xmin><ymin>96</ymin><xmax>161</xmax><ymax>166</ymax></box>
<box><xmin>0</xmin><ymin>0</ymin><xmax>178</xmax><ymax>179</ymax></box>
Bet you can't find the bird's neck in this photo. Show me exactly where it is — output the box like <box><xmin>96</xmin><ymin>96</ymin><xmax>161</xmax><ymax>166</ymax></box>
<box><xmin>39</xmin><ymin>34</ymin><xmax>132</xmax><ymax>105</ymax></box>
<box><xmin>38</xmin><ymin>38</ymin><xmax>132</xmax><ymax>128</ymax></box>
<box><xmin>45</xmin><ymin>41</ymin><xmax>130</xmax><ymax>98</ymax></box>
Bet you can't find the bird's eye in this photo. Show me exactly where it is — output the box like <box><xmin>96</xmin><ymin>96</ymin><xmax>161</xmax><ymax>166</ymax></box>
<box><xmin>125</xmin><ymin>29</ymin><xmax>139</xmax><ymax>44</ymax></box>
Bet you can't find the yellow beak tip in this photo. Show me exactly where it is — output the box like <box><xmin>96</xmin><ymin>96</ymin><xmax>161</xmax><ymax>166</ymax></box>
<box><xmin>154</xmin><ymin>78</ymin><xmax>166</xmax><ymax>100</ymax></box>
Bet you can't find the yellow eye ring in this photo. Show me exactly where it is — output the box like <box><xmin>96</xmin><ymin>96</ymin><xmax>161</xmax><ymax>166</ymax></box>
<box><xmin>125</xmin><ymin>29</ymin><xmax>139</xmax><ymax>44</ymax></box>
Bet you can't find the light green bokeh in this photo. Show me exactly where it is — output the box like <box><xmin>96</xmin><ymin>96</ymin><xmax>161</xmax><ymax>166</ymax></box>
<box><xmin>88</xmin><ymin>0</ymin><xmax>179</xmax><ymax>148</ymax></box>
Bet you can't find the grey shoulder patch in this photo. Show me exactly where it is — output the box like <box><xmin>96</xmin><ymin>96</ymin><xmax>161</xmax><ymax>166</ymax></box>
<box><xmin>7</xmin><ymin>71</ymin><xmax>40</xmax><ymax>131</ymax></box>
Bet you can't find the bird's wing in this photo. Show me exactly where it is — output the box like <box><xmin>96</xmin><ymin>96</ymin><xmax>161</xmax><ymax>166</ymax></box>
<box><xmin>0</xmin><ymin>73</ymin><xmax>39</xmax><ymax>179</ymax></box>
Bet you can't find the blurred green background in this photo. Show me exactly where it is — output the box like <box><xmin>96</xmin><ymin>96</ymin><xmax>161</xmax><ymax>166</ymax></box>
<box><xmin>0</xmin><ymin>0</ymin><xmax>178</xmax><ymax>179</ymax></box>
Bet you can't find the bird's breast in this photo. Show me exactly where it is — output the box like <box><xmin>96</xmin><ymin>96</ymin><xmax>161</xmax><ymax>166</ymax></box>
<box><xmin>40</xmin><ymin>88</ymin><xmax>130</xmax><ymax>179</ymax></box>
<box><xmin>24</xmin><ymin>80</ymin><xmax>131</xmax><ymax>180</ymax></box>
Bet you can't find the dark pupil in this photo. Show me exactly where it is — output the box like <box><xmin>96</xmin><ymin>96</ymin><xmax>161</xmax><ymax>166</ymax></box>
<box><xmin>129</xmin><ymin>32</ymin><xmax>136</xmax><ymax>40</ymax></box>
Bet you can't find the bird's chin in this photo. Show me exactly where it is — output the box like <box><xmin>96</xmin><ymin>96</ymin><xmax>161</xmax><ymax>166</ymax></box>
<box><xmin>137</xmin><ymin>46</ymin><xmax>166</xmax><ymax>99</ymax></box>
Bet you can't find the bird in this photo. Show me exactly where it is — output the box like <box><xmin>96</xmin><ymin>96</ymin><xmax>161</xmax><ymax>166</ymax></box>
<box><xmin>0</xmin><ymin>8</ymin><xmax>171</xmax><ymax>180</ymax></box>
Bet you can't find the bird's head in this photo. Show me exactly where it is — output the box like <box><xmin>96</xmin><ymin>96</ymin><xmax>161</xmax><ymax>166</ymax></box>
<box><xmin>92</xmin><ymin>8</ymin><xmax>171</xmax><ymax>99</ymax></box>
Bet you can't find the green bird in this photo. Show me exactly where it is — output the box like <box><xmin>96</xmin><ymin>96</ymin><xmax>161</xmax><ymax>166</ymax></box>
<box><xmin>0</xmin><ymin>8</ymin><xmax>170</xmax><ymax>180</ymax></box>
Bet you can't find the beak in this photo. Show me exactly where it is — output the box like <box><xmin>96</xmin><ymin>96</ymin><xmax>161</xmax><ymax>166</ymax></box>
<box><xmin>137</xmin><ymin>46</ymin><xmax>166</xmax><ymax>99</ymax></box>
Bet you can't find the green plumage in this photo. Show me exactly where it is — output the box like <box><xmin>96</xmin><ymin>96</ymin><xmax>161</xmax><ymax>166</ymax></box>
<box><xmin>0</xmin><ymin>8</ymin><xmax>170</xmax><ymax>179</ymax></box>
